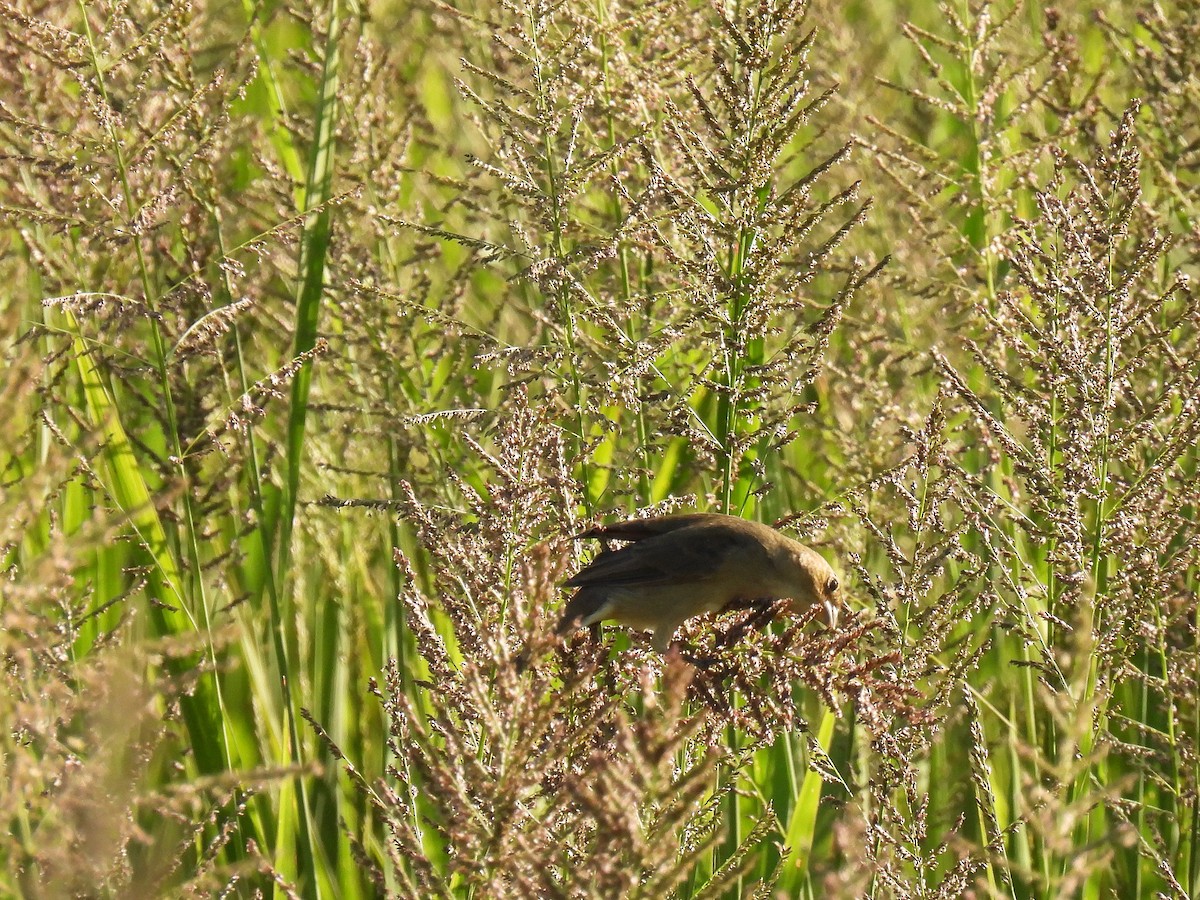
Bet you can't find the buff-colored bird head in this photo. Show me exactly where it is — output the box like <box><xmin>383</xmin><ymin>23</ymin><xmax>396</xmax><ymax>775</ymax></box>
<box><xmin>766</xmin><ymin>540</ymin><xmax>841</xmax><ymax>629</ymax></box>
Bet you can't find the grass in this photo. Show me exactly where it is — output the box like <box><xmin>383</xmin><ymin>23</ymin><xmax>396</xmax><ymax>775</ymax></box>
<box><xmin>3</xmin><ymin>0</ymin><xmax>1200</xmax><ymax>896</ymax></box>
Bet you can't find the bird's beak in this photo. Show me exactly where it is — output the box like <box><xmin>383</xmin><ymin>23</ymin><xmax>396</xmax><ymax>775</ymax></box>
<box><xmin>821</xmin><ymin>597</ymin><xmax>840</xmax><ymax>630</ymax></box>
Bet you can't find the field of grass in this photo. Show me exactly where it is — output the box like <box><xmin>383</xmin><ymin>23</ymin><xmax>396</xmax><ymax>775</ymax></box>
<box><xmin>3</xmin><ymin>0</ymin><xmax>1200</xmax><ymax>896</ymax></box>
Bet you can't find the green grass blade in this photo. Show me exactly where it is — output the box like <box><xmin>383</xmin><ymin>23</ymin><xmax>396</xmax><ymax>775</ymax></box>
<box><xmin>54</xmin><ymin>307</ymin><xmax>228</xmax><ymax>776</ymax></box>
<box><xmin>778</xmin><ymin>708</ymin><xmax>837</xmax><ymax>895</ymax></box>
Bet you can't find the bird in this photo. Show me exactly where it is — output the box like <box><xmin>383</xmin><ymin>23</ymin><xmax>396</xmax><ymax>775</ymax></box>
<box><xmin>557</xmin><ymin>512</ymin><xmax>841</xmax><ymax>653</ymax></box>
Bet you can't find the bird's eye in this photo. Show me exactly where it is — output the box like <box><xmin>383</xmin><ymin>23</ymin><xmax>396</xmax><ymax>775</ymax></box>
<box><xmin>826</xmin><ymin>576</ymin><xmax>839</xmax><ymax>595</ymax></box>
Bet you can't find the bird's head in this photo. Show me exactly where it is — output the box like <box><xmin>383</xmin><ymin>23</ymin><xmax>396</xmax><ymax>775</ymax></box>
<box><xmin>775</xmin><ymin>543</ymin><xmax>842</xmax><ymax>629</ymax></box>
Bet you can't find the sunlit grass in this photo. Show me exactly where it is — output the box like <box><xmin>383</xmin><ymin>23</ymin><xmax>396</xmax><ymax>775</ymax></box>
<box><xmin>3</xmin><ymin>0</ymin><xmax>1199</xmax><ymax>897</ymax></box>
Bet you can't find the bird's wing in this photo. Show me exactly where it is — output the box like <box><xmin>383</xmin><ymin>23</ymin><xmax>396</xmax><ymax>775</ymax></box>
<box><xmin>574</xmin><ymin>513</ymin><xmax>715</xmax><ymax>543</ymax></box>
<box><xmin>564</xmin><ymin>522</ymin><xmax>751</xmax><ymax>588</ymax></box>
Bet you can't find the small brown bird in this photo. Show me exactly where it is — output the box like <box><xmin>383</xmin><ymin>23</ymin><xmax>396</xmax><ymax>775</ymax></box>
<box><xmin>557</xmin><ymin>513</ymin><xmax>841</xmax><ymax>652</ymax></box>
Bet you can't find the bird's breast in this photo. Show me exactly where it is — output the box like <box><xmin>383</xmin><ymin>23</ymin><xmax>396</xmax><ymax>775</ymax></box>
<box><xmin>597</xmin><ymin>582</ymin><xmax>734</xmax><ymax>630</ymax></box>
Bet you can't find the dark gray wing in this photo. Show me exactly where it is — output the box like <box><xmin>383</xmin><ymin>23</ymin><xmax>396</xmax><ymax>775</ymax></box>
<box><xmin>564</xmin><ymin>520</ymin><xmax>745</xmax><ymax>589</ymax></box>
<box><xmin>574</xmin><ymin>513</ymin><xmax>715</xmax><ymax>544</ymax></box>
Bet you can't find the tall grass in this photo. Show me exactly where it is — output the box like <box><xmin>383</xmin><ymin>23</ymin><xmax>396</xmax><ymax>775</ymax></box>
<box><xmin>3</xmin><ymin>0</ymin><xmax>1199</xmax><ymax>897</ymax></box>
